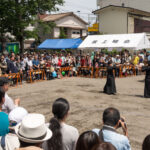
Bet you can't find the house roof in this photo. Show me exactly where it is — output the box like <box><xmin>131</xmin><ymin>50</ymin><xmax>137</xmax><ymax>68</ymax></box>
<box><xmin>38</xmin><ymin>12</ymin><xmax>88</xmax><ymax>25</ymax></box>
<box><xmin>93</xmin><ymin>5</ymin><xmax>150</xmax><ymax>16</ymax></box>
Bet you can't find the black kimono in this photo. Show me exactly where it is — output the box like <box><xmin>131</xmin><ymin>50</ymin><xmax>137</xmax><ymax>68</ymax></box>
<box><xmin>142</xmin><ymin>66</ymin><xmax>150</xmax><ymax>98</ymax></box>
<box><xmin>104</xmin><ymin>66</ymin><xmax>116</xmax><ymax>94</ymax></box>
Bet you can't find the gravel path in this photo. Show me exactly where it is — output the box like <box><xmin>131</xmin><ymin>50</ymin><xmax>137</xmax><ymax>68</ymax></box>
<box><xmin>8</xmin><ymin>75</ymin><xmax>150</xmax><ymax>150</ymax></box>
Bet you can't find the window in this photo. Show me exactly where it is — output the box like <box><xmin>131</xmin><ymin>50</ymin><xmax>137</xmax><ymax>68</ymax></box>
<box><xmin>72</xmin><ymin>31</ymin><xmax>80</xmax><ymax>34</ymax></box>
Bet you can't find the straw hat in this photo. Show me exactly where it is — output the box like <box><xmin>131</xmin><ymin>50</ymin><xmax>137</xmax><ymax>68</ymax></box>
<box><xmin>15</xmin><ymin>114</ymin><xmax>52</xmax><ymax>143</ymax></box>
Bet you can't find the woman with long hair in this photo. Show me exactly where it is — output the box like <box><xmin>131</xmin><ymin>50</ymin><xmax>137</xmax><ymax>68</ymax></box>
<box><xmin>142</xmin><ymin>134</ymin><xmax>150</xmax><ymax>150</ymax></box>
<box><xmin>76</xmin><ymin>131</ymin><xmax>100</xmax><ymax>150</ymax></box>
<box><xmin>92</xmin><ymin>142</ymin><xmax>116</xmax><ymax>150</ymax></box>
<box><xmin>42</xmin><ymin>98</ymin><xmax>79</xmax><ymax>150</ymax></box>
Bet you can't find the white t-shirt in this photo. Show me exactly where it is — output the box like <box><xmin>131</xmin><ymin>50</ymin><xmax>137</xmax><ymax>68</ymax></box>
<box><xmin>43</xmin><ymin>123</ymin><xmax>79</xmax><ymax>150</ymax></box>
<box><xmin>61</xmin><ymin>123</ymin><xmax>79</xmax><ymax>150</ymax></box>
<box><xmin>0</xmin><ymin>133</ymin><xmax>20</xmax><ymax>150</ymax></box>
<box><xmin>27</xmin><ymin>60</ymin><xmax>33</xmax><ymax>67</ymax></box>
<box><xmin>2</xmin><ymin>93</ymin><xmax>15</xmax><ymax>114</ymax></box>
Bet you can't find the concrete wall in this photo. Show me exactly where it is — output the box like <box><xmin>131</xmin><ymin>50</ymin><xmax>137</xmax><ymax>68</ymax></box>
<box><xmin>128</xmin><ymin>16</ymin><xmax>134</xmax><ymax>33</ymax></box>
<box><xmin>56</xmin><ymin>16</ymin><xmax>87</xmax><ymax>29</ymax></box>
<box><xmin>97</xmin><ymin>0</ymin><xmax>150</xmax><ymax>12</ymax></box>
<box><xmin>98</xmin><ymin>7</ymin><xmax>128</xmax><ymax>34</ymax></box>
<box><xmin>69</xmin><ymin>29</ymin><xmax>87</xmax><ymax>38</ymax></box>
<box><xmin>82</xmin><ymin>30</ymin><xmax>87</xmax><ymax>37</ymax></box>
<box><xmin>71</xmin><ymin>29</ymin><xmax>81</xmax><ymax>38</ymax></box>
<box><xmin>53</xmin><ymin>27</ymin><xmax>60</xmax><ymax>38</ymax></box>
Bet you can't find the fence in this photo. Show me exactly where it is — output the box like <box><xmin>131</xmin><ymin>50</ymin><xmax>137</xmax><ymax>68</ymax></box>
<box><xmin>0</xmin><ymin>65</ymin><xmax>144</xmax><ymax>86</ymax></box>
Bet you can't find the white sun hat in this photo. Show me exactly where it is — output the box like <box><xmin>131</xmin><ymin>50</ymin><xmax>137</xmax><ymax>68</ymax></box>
<box><xmin>9</xmin><ymin>107</ymin><xmax>28</xmax><ymax>124</ymax></box>
<box><xmin>15</xmin><ymin>113</ymin><xmax>52</xmax><ymax>143</ymax></box>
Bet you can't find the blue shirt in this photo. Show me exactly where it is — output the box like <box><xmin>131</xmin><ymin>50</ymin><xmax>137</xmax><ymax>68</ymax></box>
<box><xmin>93</xmin><ymin>127</ymin><xmax>131</xmax><ymax>150</ymax></box>
<box><xmin>32</xmin><ymin>59</ymin><xmax>39</xmax><ymax>66</ymax></box>
<box><xmin>0</xmin><ymin>112</ymin><xmax>9</xmax><ymax>136</ymax></box>
<box><xmin>148</xmin><ymin>55</ymin><xmax>150</xmax><ymax>61</ymax></box>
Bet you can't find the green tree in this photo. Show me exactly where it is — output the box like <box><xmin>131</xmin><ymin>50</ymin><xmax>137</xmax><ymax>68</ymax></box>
<box><xmin>59</xmin><ymin>27</ymin><xmax>67</xmax><ymax>39</ymax></box>
<box><xmin>0</xmin><ymin>0</ymin><xmax>12</xmax><ymax>52</ymax></box>
<box><xmin>0</xmin><ymin>0</ymin><xmax>64</xmax><ymax>53</ymax></box>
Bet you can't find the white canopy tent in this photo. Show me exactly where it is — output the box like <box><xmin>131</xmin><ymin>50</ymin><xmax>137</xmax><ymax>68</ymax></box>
<box><xmin>79</xmin><ymin>33</ymin><xmax>150</xmax><ymax>50</ymax></box>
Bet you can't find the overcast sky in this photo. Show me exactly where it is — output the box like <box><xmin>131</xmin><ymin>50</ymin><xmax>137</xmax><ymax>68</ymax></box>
<box><xmin>57</xmin><ymin>0</ymin><xmax>97</xmax><ymax>24</ymax></box>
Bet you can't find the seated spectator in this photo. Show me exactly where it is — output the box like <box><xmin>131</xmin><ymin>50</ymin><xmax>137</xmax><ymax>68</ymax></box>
<box><xmin>7</xmin><ymin>55</ymin><xmax>18</xmax><ymax>73</ymax></box>
<box><xmin>0</xmin><ymin>55</ymin><xmax>7</xmax><ymax>75</ymax></box>
<box><xmin>16</xmin><ymin>58</ymin><xmax>22</xmax><ymax>72</ymax></box>
<box><xmin>142</xmin><ymin>134</ymin><xmax>150</xmax><ymax>150</ymax></box>
<box><xmin>0</xmin><ymin>77</ymin><xmax>20</xmax><ymax>114</ymax></box>
<box><xmin>133</xmin><ymin>54</ymin><xmax>139</xmax><ymax>66</ymax></box>
<box><xmin>92</xmin><ymin>107</ymin><xmax>131</xmax><ymax>150</ymax></box>
<box><xmin>92</xmin><ymin>142</ymin><xmax>116</xmax><ymax>150</ymax></box>
<box><xmin>15</xmin><ymin>113</ymin><xmax>52</xmax><ymax>148</ymax></box>
<box><xmin>39</xmin><ymin>56</ymin><xmax>45</xmax><ymax>70</ymax></box>
<box><xmin>0</xmin><ymin>88</ymin><xmax>9</xmax><ymax>136</ymax></box>
<box><xmin>42</xmin><ymin>98</ymin><xmax>79</xmax><ymax>150</ymax></box>
<box><xmin>32</xmin><ymin>55</ymin><xmax>40</xmax><ymax>70</ymax></box>
<box><xmin>76</xmin><ymin>131</ymin><xmax>100</xmax><ymax>150</ymax></box>
<box><xmin>0</xmin><ymin>87</ymin><xmax>20</xmax><ymax>150</ymax></box>
<box><xmin>27</xmin><ymin>56</ymin><xmax>33</xmax><ymax>70</ymax></box>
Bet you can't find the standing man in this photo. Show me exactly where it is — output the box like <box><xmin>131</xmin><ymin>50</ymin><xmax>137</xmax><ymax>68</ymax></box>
<box><xmin>0</xmin><ymin>77</ymin><xmax>20</xmax><ymax>114</ymax></box>
<box><xmin>93</xmin><ymin>107</ymin><xmax>131</xmax><ymax>150</ymax></box>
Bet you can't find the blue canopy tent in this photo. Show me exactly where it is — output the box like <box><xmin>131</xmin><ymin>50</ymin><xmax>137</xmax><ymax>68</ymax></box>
<box><xmin>37</xmin><ymin>38</ymin><xmax>82</xmax><ymax>49</ymax></box>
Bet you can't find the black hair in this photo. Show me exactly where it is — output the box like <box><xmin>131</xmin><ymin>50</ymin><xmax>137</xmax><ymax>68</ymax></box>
<box><xmin>92</xmin><ymin>142</ymin><xmax>117</xmax><ymax>150</ymax></box>
<box><xmin>0</xmin><ymin>87</ymin><xmax>5</xmax><ymax>104</ymax></box>
<box><xmin>47</xmin><ymin>98</ymin><xmax>70</xmax><ymax>150</ymax></box>
<box><xmin>19</xmin><ymin>140</ymin><xmax>41</xmax><ymax>147</ymax></box>
<box><xmin>76</xmin><ymin>131</ymin><xmax>100</xmax><ymax>150</ymax></box>
<box><xmin>142</xmin><ymin>134</ymin><xmax>150</xmax><ymax>150</ymax></box>
<box><xmin>103</xmin><ymin>107</ymin><xmax>120</xmax><ymax>127</ymax></box>
<box><xmin>108</xmin><ymin>61</ymin><xmax>112</xmax><ymax>66</ymax></box>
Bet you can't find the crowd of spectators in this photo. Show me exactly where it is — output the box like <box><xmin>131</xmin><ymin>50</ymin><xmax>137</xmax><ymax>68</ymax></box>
<box><xmin>0</xmin><ymin>49</ymin><xmax>149</xmax><ymax>149</ymax></box>
<box><xmin>0</xmin><ymin>77</ymin><xmax>149</xmax><ymax>150</ymax></box>
<box><xmin>0</xmin><ymin>49</ymin><xmax>149</xmax><ymax>83</ymax></box>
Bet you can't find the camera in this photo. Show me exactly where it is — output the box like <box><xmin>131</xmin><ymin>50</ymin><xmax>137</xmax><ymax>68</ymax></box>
<box><xmin>119</xmin><ymin>117</ymin><xmax>126</xmax><ymax>128</ymax></box>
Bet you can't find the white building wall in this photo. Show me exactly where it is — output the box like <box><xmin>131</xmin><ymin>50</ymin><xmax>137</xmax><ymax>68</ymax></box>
<box><xmin>71</xmin><ymin>29</ymin><xmax>81</xmax><ymax>38</ymax></box>
<box><xmin>82</xmin><ymin>30</ymin><xmax>87</xmax><ymax>37</ymax></box>
<box><xmin>97</xmin><ymin>0</ymin><xmax>150</xmax><ymax>12</ymax></box>
<box><xmin>56</xmin><ymin>16</ymin><xmax>87</xmax><ymax>29</ymax></box>
<box><xmin>53</xmin><ymin>27</ymin><xmax>60</xmax><ymax>38</ymax></box>
<box><xmin>98</xmin><ymin>7</ymin><xmax>128</xmax><ymax>34</ymax></box>
<box><xmin>128</xmin><ymin>16</ymin><xmax>134</xmax><ymax>33</ymax></box>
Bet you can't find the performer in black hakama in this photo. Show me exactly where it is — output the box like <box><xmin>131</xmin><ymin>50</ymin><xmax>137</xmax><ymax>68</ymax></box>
<box><xmin>104</xmin><ymin>61</ymin><xmax>116</xmax><ymax>95</ymax></box>
<box><xmin>142</xmin><ymin>61</ymin><xmax>150</xmax><ymax>98</ymax></box>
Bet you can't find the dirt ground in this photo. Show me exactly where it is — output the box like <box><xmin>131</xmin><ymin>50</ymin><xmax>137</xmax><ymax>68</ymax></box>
<box><xmin>8</xmin><ymin>75</ymin><xmax>150</xmax><ymax>150</ymax></box>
